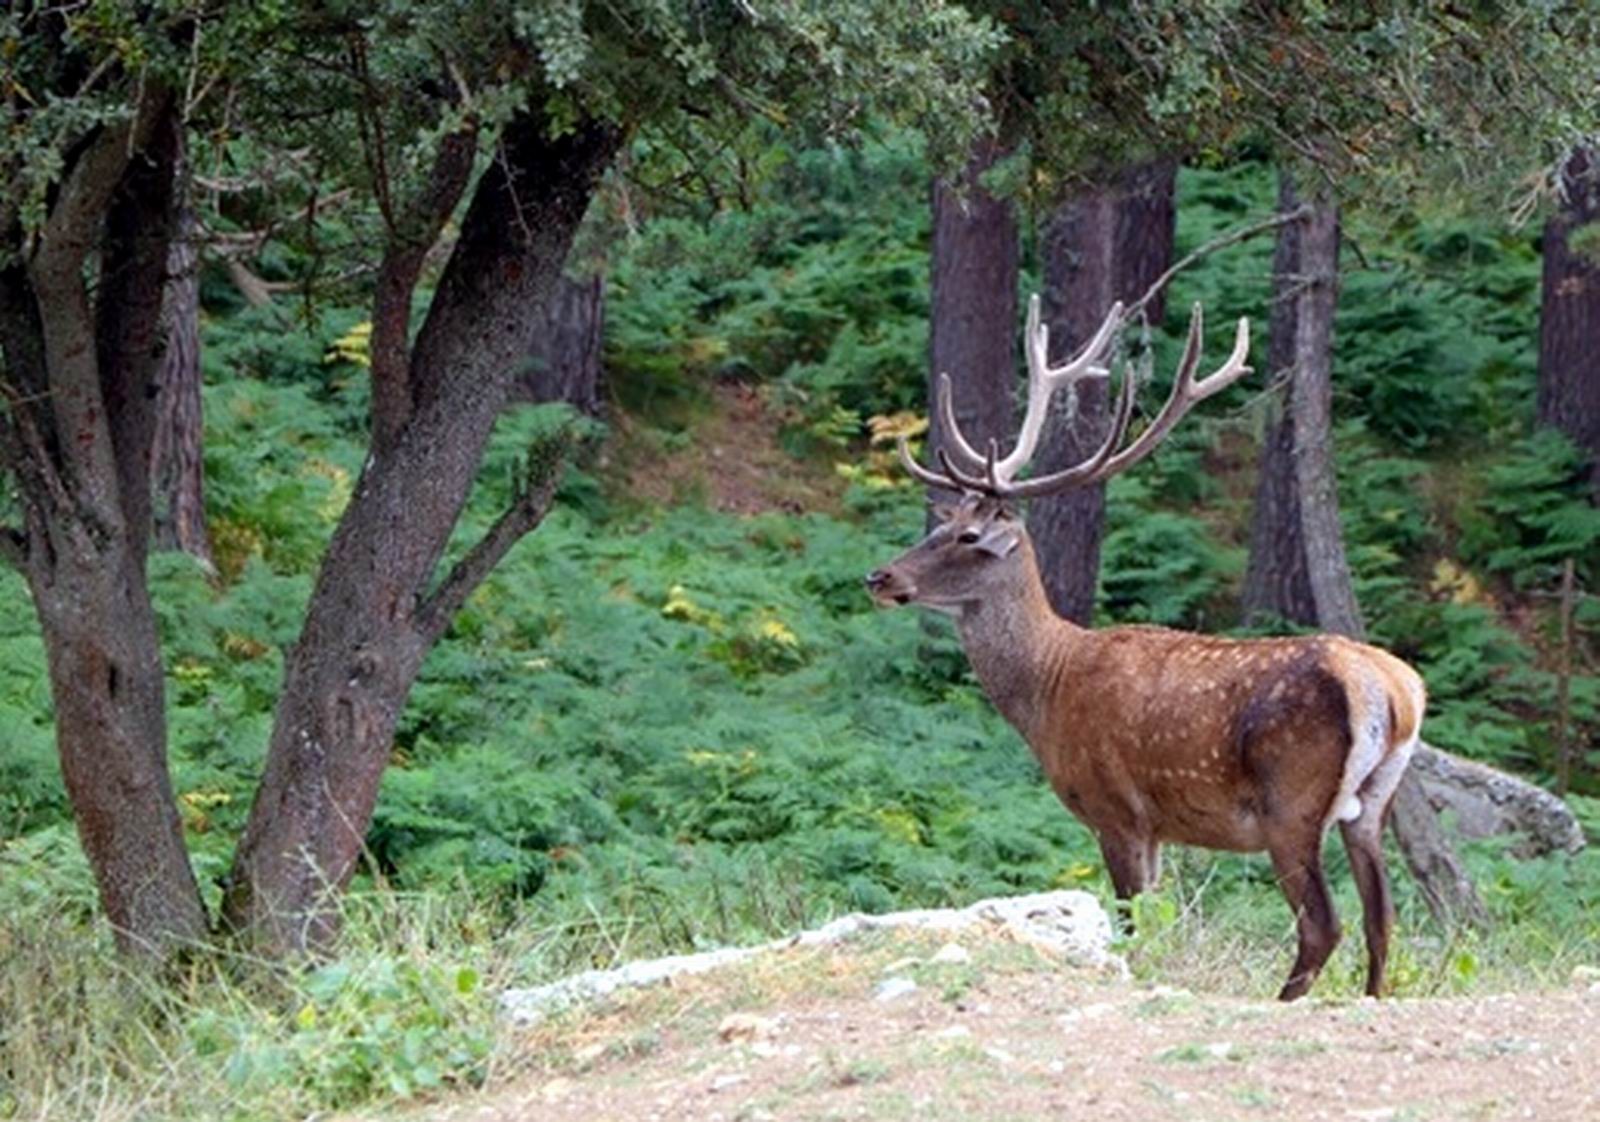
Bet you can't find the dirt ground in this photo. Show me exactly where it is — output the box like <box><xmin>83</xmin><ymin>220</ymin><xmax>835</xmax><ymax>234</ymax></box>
<box><xmin>379</xmin><ymin>931</ymin><xmax>1600</xmax><ymax>1122</ymax></box>
<box><xmin>602</xmin><ymin>381</ymin><xmax>846</xmax><ymax>516</ymax></box>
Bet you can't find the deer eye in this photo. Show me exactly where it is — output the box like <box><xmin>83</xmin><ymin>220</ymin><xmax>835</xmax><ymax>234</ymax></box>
<box><xmin>957</xmin><ymin>529</ymin><xmax>982</xmax><ymax>545</ymax></box>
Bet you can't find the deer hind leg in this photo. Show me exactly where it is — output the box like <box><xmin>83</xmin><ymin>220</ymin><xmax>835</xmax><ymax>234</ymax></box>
<box><xmin>1340</xmin><ymin>742</ymin><xmax>1413</xmax><ymax>997</ymax></box>
<box><xmin>1267</xmin><ymin>824</ymin><xmax>1341</xmax><ymax>1002</ymax></box>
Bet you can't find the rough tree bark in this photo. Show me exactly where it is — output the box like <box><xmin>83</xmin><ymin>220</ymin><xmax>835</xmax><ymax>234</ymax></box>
<box><xmin>150</xmin><ymin>190</ymin><xmax>215</xmax><ymax>567</ymax></box>
<box><xmin>1241</xmin><ymin>173</ymin><xmax>1318</xmax><ymax>626</ymax></box>
<box><xmin>513</xmin><ymin>271</ymin><xmax>606</xmax><ymax>413</ymax></box>
<box><xmin>1270</xmin><ymin>178</ymin><xmax>1489</xmax><ymax>928</ymax></box>
<box><xmin>1028</xmin><ymin>160</ymin><xmax>1176</xmax><ymax>624</ymax></box>
<box><xmin>221</xmin><ymin>109</ymin><xmax>622</xmax><ymax>953</ymax></box>
<box><xmin>1537</xmin><ymin>145</ymin><xmax>1600</xmax><ymax>503</ymax></box>
<box><xmin>926</xmin><ymin>135</ymin><xmax>1018</xmax><ymax>515</ymax></box>
<box><xmin>0</xmin><ymin>91</ymin><xmax>209</xmax><ymax>958</ymax></box>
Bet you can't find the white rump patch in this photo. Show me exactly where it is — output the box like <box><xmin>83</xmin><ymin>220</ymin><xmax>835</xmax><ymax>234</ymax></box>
<box><xmin>1329</xmin><ymin>675</ymin><xmax>1391</xmax><ymax>828</ymax></box>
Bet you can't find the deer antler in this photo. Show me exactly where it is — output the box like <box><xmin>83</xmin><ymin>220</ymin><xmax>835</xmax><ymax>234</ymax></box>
<box><xmin>899</xmin><ymin>296</ymin><xmax>1251</xmax><ymax>500</ymax></box>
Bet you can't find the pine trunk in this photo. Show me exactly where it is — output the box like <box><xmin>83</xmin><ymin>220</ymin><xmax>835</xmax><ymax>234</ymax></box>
<box><xmin>1241</xmin><ymin>173</ymin><xmax>1318</xmax><ymax>626</ymax></box>
<box><xmin>1028</xmin><ymin>160</ymin><xmax>1176</xmax><ymax>624</ymax></box>
<box><xmin>1537</xmin><ymin>146</ymin><xmax>1600</xmax><ymax>503</ymax></box>
<box><xmin>151</xmin><ymin>199</ymin><xmax>214</xmax><ymax>566</ymax></box>
<box><xmin>926</xmin><ymin>136</ymin><xmax>1019</xmax><ymax>514</ymax></box>
<box><xmin>513</xmin><ymin>272</ymin><xmax>606</xmax><ymax>413</ymax></box>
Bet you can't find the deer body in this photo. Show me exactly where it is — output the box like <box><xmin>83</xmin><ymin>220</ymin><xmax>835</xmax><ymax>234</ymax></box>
<box><xmin>868</xmin><ymin>294</ymin><xmax>1423</xmax><ymax>1001</ymax></box>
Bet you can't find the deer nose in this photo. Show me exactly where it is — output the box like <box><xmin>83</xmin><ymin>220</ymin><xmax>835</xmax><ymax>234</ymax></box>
<box><xmin>865</xmin><ymin>569</ymin><xmax>892</xmax><ymax>592</ymax></box>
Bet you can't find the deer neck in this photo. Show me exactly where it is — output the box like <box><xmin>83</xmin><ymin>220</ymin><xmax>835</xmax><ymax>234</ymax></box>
<box><xmin>954</xmin><ymin>544</ymin><xmax>1084</xmax><ymax>743</ymax></box>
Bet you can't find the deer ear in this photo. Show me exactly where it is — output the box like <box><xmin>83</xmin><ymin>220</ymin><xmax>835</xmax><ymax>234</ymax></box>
<box><xmin>974</xmin><ymin>520</ymin><xmax>1020</xmax><ymax>558</ymax></box>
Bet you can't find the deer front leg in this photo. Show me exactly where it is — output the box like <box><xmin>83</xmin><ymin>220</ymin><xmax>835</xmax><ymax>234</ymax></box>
<box><xmin>1268</xmin><ymin>825</ymin><xmax>1342</xmax><ymax>1002</ymax></box>
<box><xmin>1097</xmin><ymin>831</ymin><xmax>1155</xmax><ymax>933</ymax></box>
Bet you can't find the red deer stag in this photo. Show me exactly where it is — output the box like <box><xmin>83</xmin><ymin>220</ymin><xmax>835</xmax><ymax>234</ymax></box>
<box><xmin>865</xmin><ymin>295</ymin><xmax>1423</xmax><ymax>1001</ymax></box>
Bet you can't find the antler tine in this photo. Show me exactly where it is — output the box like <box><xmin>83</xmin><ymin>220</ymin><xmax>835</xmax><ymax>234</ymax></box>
<box><xmin>892</xmin><ymin>297</ymin><xmax>1248</xmax><ymax>502</ymax></box>
<box><xmin>934</xmin><ymin>372</ymin><xmax>989</xmax><ymax>473</ymax></box>
<box><xmin>1088</xmin><ymin>304</ymin><xmax>1252</xmax><ymax>483</ymax></box>
<box><xmin>998</xmin><ymin>354</ymin><xmax>1139</xmax><ymax>499</ymax></box>
<box><xmin>897</xmin><ymin>433</ymin><xmax>962</xmax><ymax>490</ymax></box>
<box><xmin>998</xmin><ymin>294</ymin><xmax>1123</xmax><ymax>483</ymax></box>
<box><xmin>935</xmin><ymin>445</ymin><xmax>994</xmax><ymax>492</ymax></box>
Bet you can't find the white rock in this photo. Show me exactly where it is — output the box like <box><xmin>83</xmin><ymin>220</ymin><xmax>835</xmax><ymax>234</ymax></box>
<box><xmin>875</xmin><ymin>975</ymin><xmax>919</xmax><ymax>1002</ymax></box>
<box><xmin>931</xmin><ymin>942</ymin><xmax>972</xmax><ymax>965</ymax></box>
<box><xmin>500</xmin><ymin>889</ymin><xmax>1120</xmax><ymax>1024</ymax></box>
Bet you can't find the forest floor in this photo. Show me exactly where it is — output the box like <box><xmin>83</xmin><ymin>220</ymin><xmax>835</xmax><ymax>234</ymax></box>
<box><xmin>603</xmin><ymin>381</ymin><xmax>847</xmax><ymax>515</ymax></box>
<box><xmin>363</xmin><ymin>928</ymin><xmax>1600</xmax><ymax>1122</ymax></box>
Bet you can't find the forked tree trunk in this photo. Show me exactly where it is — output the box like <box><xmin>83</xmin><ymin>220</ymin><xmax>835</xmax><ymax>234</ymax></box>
<box><xmin>151</xmin><ymin>198</ymin><xmax>214</xmax><ymax>567</ymax></box>
<box><xmin>0</xmin><ymin>94</ymin><xmax>209</xmax><ymax>958</ymax></box>
<box><xmin>1537</xmin><ymin>146</ymin><xmax>1600</xmax><ymax>503</ymax></box>
<box><xmin>1241</xmin><ymin>174</ymin><xmax>1318</xmax><ymax>626</ymax></box>
<box><xmin>514</xmin><ymin>271</ymin><xmax>606</xmax><ymax>413</ymax></box>
<box><xmin>1271</xmin><ymin>178</ymin><xmax>1488</xmax><ymax>928</ymax></box>
<box><xmin>926</xmin><ymin>135</ymin><xmax>1019</xmax><ymax>515</ymax></box>
<box><xmin>221</xmin><ymin>112</ymin><xmax>621</xmax><ymax>953</ymax></box>
<box><xmin>1028</xmin><ymin>160</ymin><xmax>1176</xmax><ymax>624</ymax></box>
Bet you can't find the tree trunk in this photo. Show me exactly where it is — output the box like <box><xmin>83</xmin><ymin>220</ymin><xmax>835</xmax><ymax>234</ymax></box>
<box><xmin>221</xmin><ymin>111</ymin><xmax>621</xmax><ymax>954</ymax></box>
<box><xmin>0</xmin><ymin>94</ymin><xmax>209</xmax><ymax>958</ymax></box>
<box><xmin>1241</xmin><ymin>173</ymin><xmax>1318</xmax><ymax>626</ymax></box>
<box><xmin>151</xmin><ymin>197</ymin><xmax>215</xmax><ymax>567</ymax></box>
<box><xmin>513</xmin><ymin>271</ymin><xmax>606</xmax><ymax>413</ymax></box>
<box><xmin>926</xmin><ymin>135</ymin><xmax>1019</xmax><ymax>515</ymax></box>
<box><xmin>1028</xmin><ymin>160</ymin><xmax>1176</xmax><ymax>623</ymax></box>
<box><xmin>33</xmin><ymin>546</ymin><xmax>208</xmax><ymax>956</ymax></box>
<box><xmin>1537</xmin><ymin>146</ymin><xmax>1600</xmax><ymax>503</ymax></box>
<box><xmin>1276</xmin><ymin>178</ymin><xmax>1489</xmax><ymax>928</ymax></box>
<box><xmin>1284</xmin><ymin>192</ymin><xmax>1367</xmax><ymax>638</ymax></box>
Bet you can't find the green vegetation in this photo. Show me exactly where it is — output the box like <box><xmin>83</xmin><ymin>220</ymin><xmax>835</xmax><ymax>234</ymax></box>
<box><xmin>2</xmin><ymin>150</ymin><xmax>1597</xmax><ymax>1120</ymax></box>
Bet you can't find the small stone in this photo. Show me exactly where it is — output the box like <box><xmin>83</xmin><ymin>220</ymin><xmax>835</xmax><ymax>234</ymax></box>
<box><xmin>539</xmin><ymin>1076</ymin><xmax>575</xmax><ymax>1101</ymax></box>
<box><xmin>710</xmin><ymin>1072</ymin><xmax>748</xmax><ymax>1092</ymax></box>
<box><xmin>573</xmin><ymin>1042</ymin><xmax>607</xmax><ymax>1066</ymax></box>
<box><xmin>876</xmin><ymin>976</ymin><xmax>919</xmax><ymax>1002</ymax></box>
<box><xmin>935</xmin><ymin>1024</ymin><xmax>972</xmax><ymax>1039</ymax></box>
<box><xmin>718</xmin><ymin>1012</ymin><xmax>779</xmax><ymax>1043</ymax></box>
<box><xmin>931</xmin><ymin>942</ymin><xmax>972</xmax><ymax>965</ymax></box>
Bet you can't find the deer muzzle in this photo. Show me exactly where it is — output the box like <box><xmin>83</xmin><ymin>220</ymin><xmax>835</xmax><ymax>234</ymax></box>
<box><xmin>864</xmin><ymin>568</ymin><xmax>914</xmax><ymax>607</ymax></box>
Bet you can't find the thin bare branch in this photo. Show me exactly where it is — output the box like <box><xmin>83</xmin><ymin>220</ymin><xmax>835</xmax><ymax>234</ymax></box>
<box><xmin>1124</xmin><ymin>205</ymin><xmax>1312</xmax><ymax>322</ymax></box>
<box><xmin>413</xmin><ymin>463</ymin><xmax>563</xmax><ymax>645</ymax></box>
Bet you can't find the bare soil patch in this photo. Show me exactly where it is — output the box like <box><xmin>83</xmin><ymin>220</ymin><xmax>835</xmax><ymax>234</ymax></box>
<box><xmin>601</xmin><ymin>382</ymin><xmax>845</xmax><ymax>516</ymax></box>
<box><xmin>374</xmin><ymin>931</ymin><xmax>1600</xmax><ymax>1122</ymax></box>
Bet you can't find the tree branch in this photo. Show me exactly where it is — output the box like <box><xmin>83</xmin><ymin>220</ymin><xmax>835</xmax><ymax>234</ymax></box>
<box><xmin>1124</xmin><ymin>205</ymin><xmax>1314</xmax><ymax>323</ymax></box>
<box><xmin>370</xmin><ymin>124</ymin><xmax>478</xmax><ymax>453</ymax></box>
<box><xmin>26</xmin><ymin>84</ymin><xmax>172</xmax><ymax>535</ymax></box>
<box><xmin>412</xmin><ymin>458</ymin><xmax>563</xmax><ymax>645</ymax></box>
